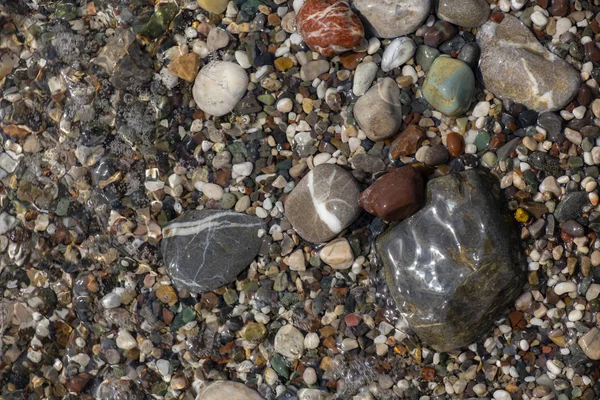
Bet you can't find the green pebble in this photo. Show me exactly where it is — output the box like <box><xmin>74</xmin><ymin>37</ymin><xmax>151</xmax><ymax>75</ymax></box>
<box><xmin>273</xmin><ymin>271</ymin><xmax>288</xmax><ymax>291</ymax></box>
<box><xmin>55</xmin><ymin>3</ymin><xmax>79</xmax><ymax>20</ymax></box>
<box><xmin>244</xmin><ymin>322</ymin><xmax>266</xmax><ymax>340</ymax></box>
<box><xmin>582</xmin><ymin>137</ymin><xmax>594</xmax><ymax>152</ymax></box>
<box><xmin>181</xmin><ymin>306</ymin><xmax>196</xmax><ymax>324</ymax></box>
<box><xmin>139</xmin><ymin>3</ymin><xmax>179</xmax><ymax>38</ymax></box>
<box><xmin>270</xmin><ymin>354</ymin><xmax>289</xmax><ymax>379</ymax></box>
<box><xmin>508</xmin><ymin>200</ymin><xmax>519</xmax><ymax>211</ymax></box>
<box><xmin>456</xmin><ymin>117</ymin><xmax>468</xmax><ymax>134</ymax></box>
<box><xmin>220</xmin><ymin>193</ymin><xmax>237</xmax><ymax>209</ymax></box>
<box><xmin>481</xmin><ymin>151</ymin><xmax>498</xmax><ymax>168</ymax></box>
<box><xmin>416</xmin><ymin>45</ymin><xmax>440</xmax><ymax>72</ymax></box>
<box><xmin>585</xmin><ymin>166</ymin><xmax>599</xmax><ymax>178</ymax></box>
<box><xmin>523</xmin><ymin>170</ymin><xmax>537</xmax><ymax>185</ymax></box>
<box><xmin>474</xmin><ymin>131</ymin><xmax>491</xmax><ymax>151</ymax></box>
<box><xmin>55</xmin><ymin>198</ymin><xmax>70</xmax><ymax>216</ymax></box>
<box><xmin>223</xmin><ymin>289</ymin><xmax>238</xmax><ymax>305</ymax></box>
<box><xmin>422</xmin><ymin>56</ymin><xmax>474</xmax><ymax>117</ymax></box>
<box><xmin>590</xmin><ymin>298</ymin><xmax>600</xmax><ymax>312</ymax></box>
<box><xmin>257</xmin><ymin>94</ymin><xmax>274</xmax><ymax>106</ymax></box>
<box><xmin>545</xmin><ymin>201</ymin><xmax>556</xmax><ymax>213</ymax></box>
<box><xmin>568</xmin><ymin>156</ymin><xmax>583</xmax><ymax>169</ymax></box>
<box><xmin>309</xmin><ymin>255</ymin><xmax>322</xmax><ymax>267</ymax></box>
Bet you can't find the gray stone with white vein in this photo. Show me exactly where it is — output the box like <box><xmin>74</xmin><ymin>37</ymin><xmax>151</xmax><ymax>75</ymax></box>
<box><xmin>161</xmin><ymin>210</ymin><xmax>265</xmax><ymax>293</ymax></box>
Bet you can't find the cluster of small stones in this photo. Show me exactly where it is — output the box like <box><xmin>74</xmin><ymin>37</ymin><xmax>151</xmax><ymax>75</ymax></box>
<box><xmin>0</xmin><ymin>0</ymin><xmax>599</xmax><ymax>400</ymax></box>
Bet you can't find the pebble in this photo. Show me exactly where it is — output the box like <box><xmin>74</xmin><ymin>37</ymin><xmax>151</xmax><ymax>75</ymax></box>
<box><xmin>296</xmin><ymin>0</ymin><xmax>364</xmax><ymax>56</ymax></box>
<box><xmin>100</xmin><ymin>292</ymin><xmax>121</xmax><ymax>309</ymax></box>
<box><xmin>477</xmin><ymin>15</ymin><xmax>580</xmax><ymax>112</ymax></box>
<box><xmin>554</xmin><ymin>281</ymin><xmax>576</xmax><ymax>295</ymax></box>
<box><xmin>422</xmin><ymin>57</ymin><xmax>475</xmax><ymax>116</ymax></box>
<box><xmin>578</xmin><ymin>328</ymin><xmax>600</xmax><ymax>360</ymax></box>
<box><xmin>197</xmin><ymin>0</ymin><xmax>229</xmax><ymax>14</ymax></box>
<box><xmin>274</xmin><ymin>325</ymin><xmax>305</xmax><ymax>359</ymax></box>
<box><xmin>193</xmin><ymin>61</ymin><xmax>248</xmax><ymax>116</ymax></box>
<box><xmin>319</xmin><ymin>238</ymin><xmax>354</xmax><ymax>269</ymax></box>
<box><xmin>360</xmin><ymin>166</ymin><xmax>424</xmax><ymax>221</ymax></box>
<box><xmin>198</xmin><ymin>381</ymin><xmax>263</xmax><ymax>400</ymax></box>
<box><xmin>353</xmin><ymin>0</ymin><xmax>431</xmax><ymax>38</ymax></box>
<box><xmin>437</xmin><ymin>0</ymin><xmax>489</xmax><ymax>28</ymax></box>
<box><xmin>300</xmin><ymin>59</ymin><xmax>329</xmax><ymax>81</ymax></box>
<box><xmin>391</xmin><ymin>125</ymin><xmax>426</xmax><ymax>158</ymax></box>
<box><xmin>381</xmin><ymin>37</ymin><xmax>416</xmax><ymax>73</ymax></box>
<box><xmin>353</xmin><ymin>62</ymin><xmax>378</xmax><ymax>96</ymax></box>
<box><xmin>116</xmin><ymin>329</ymin><xmax>137</xmax><ymax>350</ymax></box>
<box><xmin>284</xmin><ymin>164</ymin><xmax>361</xmax><ymax>243</ymax></box>
<box><xmin>354</xmin><ymin>77</ymin><xmax>404</xmax><ymax>141</ymax></box>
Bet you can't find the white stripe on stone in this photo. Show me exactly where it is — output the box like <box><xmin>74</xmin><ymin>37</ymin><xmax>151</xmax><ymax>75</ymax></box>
<box><xmin>307</xmin><ymin>169</ymin><xmax>342</xmax><ymax>234</ymax></box>
<box><xmin>162</xmin><ymin>212</ymin><xmax>261</xmax><ymax>238</ymax></box>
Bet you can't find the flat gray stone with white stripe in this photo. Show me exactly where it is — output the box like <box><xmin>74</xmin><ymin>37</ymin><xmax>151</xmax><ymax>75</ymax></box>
<box><xmin>161</xmin><ymin>210</ymin><xmax>265</xmax><ymax>293</ymax></box>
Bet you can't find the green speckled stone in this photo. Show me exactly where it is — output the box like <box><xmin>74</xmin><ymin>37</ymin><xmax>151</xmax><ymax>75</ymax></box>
<box><xmin>422</xmin><ymin>56</ymin><xmax>475</xmax><ymax>117</ymax></box>
<box><xmin>474</xmin><ymin>131</ymin><xmax>491</xmax><ymax>151</ymax></box>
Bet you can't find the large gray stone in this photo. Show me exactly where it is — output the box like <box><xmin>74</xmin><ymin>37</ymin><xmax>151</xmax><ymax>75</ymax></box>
<box><xmin>477</xmin><ymin>14</ymin><xmax>579</xmax><ymax>112</ymax></box>
<box><xmin>377</xmin><ymin>170</ymin><xmax>525</xmax><ymax>351</ymax></box>
<box><xmin>285</xmin><ymin>164</ymin><xmax>361</xmax><ymax>243</ymax></box>
<box><xmin>161</xmin><ymin>210</ymin><xmax>264</xmax><ymax>293</ymax></box>
<box><xmin>437</xmin><ymin>0</ymin><xmax>489</xmax><ymax>28</ymax></box>
<box><xmin>352</xmin><ymin>0</ymin><xmax>431</xmax><ymax>38</ymax></box>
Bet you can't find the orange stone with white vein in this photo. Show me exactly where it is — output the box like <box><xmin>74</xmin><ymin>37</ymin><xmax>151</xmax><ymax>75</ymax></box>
<box><xmin>296</xmin><ymin>0</ymin><xmax>365</xmax><ymax>57</ymax></box>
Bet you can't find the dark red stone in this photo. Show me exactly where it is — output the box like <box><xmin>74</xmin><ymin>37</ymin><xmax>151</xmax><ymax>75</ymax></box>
<box><xmin>360</xmin><ymin>166</ymin><xmax>425</xmax><ymax>221</ymax></box>
<box><xmin>584</xmin><ymin>42</ymin><xmax>600</xmax><ymax>63</ymax></box>
<box><xmin>551</xmin><ymin>0</ymin><xmax>569</xmax><ymax>17</ymax></box>
<box><xmin>578</xmin><ymin>85</ymin><xmax>594</xmax><ymax>107</ymax></box>
<box><xmin>296</xmin><ymin>0</ymin><xmax>364</xmax><ymax>57</ymax></box>
<box><xmin>423</xmin><ymin>21</ymin><xmax>456</xmax><ymax>48</ymax></box>
<box><xmin>390</xmin><ymin>125</ymin><xmax>426</xmax><ymax>158</ymax></box>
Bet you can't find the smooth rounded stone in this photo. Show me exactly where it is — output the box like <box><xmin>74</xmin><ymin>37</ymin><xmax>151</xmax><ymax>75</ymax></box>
<box><xmin>457</xmin><ymin>42</ymin><xmax>480</xmax><ymax>69</ymax></box>
<box><xmin>350</xmin><ymin>153</ymin><xmax>386</xmax><ymax>173</ymax></box>
<box><xmin>578</xmin><ymin>328</ymin><xmax>600</xmax><ymax>360</ymax></box>
<box><xmin>300</xmin><ymin>59</ymin><xmax>330</xmax><ymax>81</ymax></box>
<box><xmin>116</xmin><ymin>329</ymin><xmax>137</xmax><ymax>350</ymax></box>
<box><xmin>377</xmin><ymin>170</ymin><xmax>525</xmax><ymax>351</ymax></box>
<box><xmin>296</xmin><ymin>0</ymin><xmax>365</xmax><ymax>57</ymax></box>
<box><xmin>416</xmin><ymin>46</ymin><xmax>440</xmax><ymax>72</ymax></box>
<box><xmin>319</xmin><ymin>238</ymin><xmax>354</xmax><ymax>269</ymax></box>
<box><xmin>353</xmin><ymin>0</ymin><xmax>431</xmax><ymax>38</ymax></box>
<box><xmin>284</xmin><ymin>164</ymin><xmax>361</xmax><ymax>243</ymax></box>
<box><xmin>381</xmin><ymin>37</ymin><xmax>416</xmax><ymax>73</ymax></box>
<box><xmin>477</xmin><ymin>14</ymin><xmax>580</xmax><ymax>112</ymax></box>
<box><xmin>196</xmin><ymin>381</ymin><xmax>263</xmax><ymax>400</ymax></box>
<box><xmin>354</xmin><ymin>77</ymin><xmax>403</xmax><ymax>141</ymax></box>
<box><xmin>161</xmin><ymin>210</ymin><xmax>265</xmax><ymax>293</ymax></box>
<box><xmin>538</xmin><ymin>112</ymin><xmax>565</xmax><ymax>144</ymax></box>
<box><xmin>193</xmin><ymin>61</ymin><xmax>248</xmax><ymax>117</ymax></box>
<box><xmin>554</xmin><ymin>191</ymin><xmax>588</xmax><ymax>223</ymax></box>
<box><xmin>424</xmin><ymin>21</ymin><xmax>456</xmax><ymax>48</ymax></box>
<box><xmin>437</xmin><ymin>0</ymin><xmax>489</xmax><ymax>28</ymax></box>
<box><xmin>353</xmin><ymin>61</ymin><xmax>378</xmax><ymax>96</ymax></box>
<box><xmin>422</xmin><ymin>57</ymin><xmax>474</xmax><ymax>117</ymax></box>
<box><xmin>274</xmin><ymin>324</ymin><xmax>305</xmax><ymax>359</ymax></box>
<box><xmin>561</xmin><ymin>220</ymin><xmax>585</xmax><ymax>237</ymax></box>
<box><xmin>100</xmin><ymin>292</ymin><xmax>121</xmax><ymax>309</ymax></box>
<box><xmin>424</xmin><ymin>144</ymin><xmax>450</xmax><ymax>166</ymax></box>
<box><xmin>360</xmin><ymin>166</ymin><xmax>424</xmax><ymax>221</ymax></box>
<box><xmin>197</xmin><ymin>0</ymin><xmax>229</xmax><ymax>14</ymax></box>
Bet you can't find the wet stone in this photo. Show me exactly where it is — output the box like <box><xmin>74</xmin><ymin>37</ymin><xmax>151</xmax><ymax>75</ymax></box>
<box><xmin>197</xmin><ymin>381</ymin><xmax>263</xmax><ymax>400</ymax></box>
<box><xmin>161</xmin><ymin>210</ymin><xmax>265</xmax><ymax>293</ymax></box>
<box><xmin>377</xmin><ymin>170</ymin><xmax>525</xmax><ymax>351</ymax></box>
<box><xmin>422</xmin><ymin>57</ymin><xmax>475</xmax><ymax>117</ymax></box>
<box><xmin>354</xmin><ymin>77</ymin><xmax>404</xmax><ymax>141</ymax></box>
<box><xmin>352</xmin><ymin>0</ymin><xmax>431</xmax><ymax>38</ymax></box>
<box><xmin>437</xmin><ymin>0</ymin><xmax>489</xmax><ymax>28</ymax></box>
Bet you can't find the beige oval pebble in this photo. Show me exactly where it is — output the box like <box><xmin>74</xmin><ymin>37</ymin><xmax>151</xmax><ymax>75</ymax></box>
<box><xmin>319</xmin><ymin>238</ymin><xmax>354</xmax><ymax>269</ymax></box>
<box><xmin>197</xmin><ymin>381</ymin><xmax>263</xmax><ymax>400</ymax></box>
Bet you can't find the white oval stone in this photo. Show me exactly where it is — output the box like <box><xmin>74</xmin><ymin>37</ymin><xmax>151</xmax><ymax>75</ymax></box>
<box><xmin>353</xmin><ymin>61</ymin><xmax>378</xmax><ymax>96</ymax></box>
<box><xmin>197</xmin><ymin>381</ymin><xmax>263</xmax><ymax>400</ymax></box>
<box><xmin>554</xmin><ymin>281</ymin><xmax>576</xmax><ymax>295</ymax></box>
<box><xmin>381</xmin><ymin>37</ymin><xmax>416</xmax><ymax>73</ymax></box>
<box><xmin>274</xmin><ymin>324</ymin><xmax>305</xmax><ymax>359</ymax></box>
<box><xmin>193</xmin><ymin>61</ymin><xmax>248</xmax><ymax>117</ymax></box>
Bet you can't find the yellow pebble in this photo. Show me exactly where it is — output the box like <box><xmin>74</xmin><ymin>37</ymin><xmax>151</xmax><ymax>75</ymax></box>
<box><xmin>274</xmin><ymin>57</ymin><xmax>294</xmax><ymax>72</ymax></box>
<box><xmin>515</xmin><ymin>208</ymin><xmax>529</xmax><ymax>223</ymax></box>
<box><xmin>155</xmin><ymin>285</ymin><xmax>178</xmax><ymax>305</ymax></box>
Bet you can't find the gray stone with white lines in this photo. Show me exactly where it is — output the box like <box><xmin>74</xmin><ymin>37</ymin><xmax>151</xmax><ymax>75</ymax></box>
<box><xmin>161</xmin><ymin>210</ymin><xmax>265</xmax><ymax>293</ymax></box>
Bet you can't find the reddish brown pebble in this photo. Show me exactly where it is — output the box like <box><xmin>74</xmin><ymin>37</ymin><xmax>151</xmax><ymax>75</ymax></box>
<box><xmin>296</xmin><ymin>0</ymin><xmax>365</xmax><ymax>57</ymax></box>
<box><xmin>584</xmin><ymin>42</ymin><xmax>600</xmax><ymax>63</ymax></box>
<box><xmin>390</xmin><ymin>125</ymin><xmax>426</xmax><ymax>158</ymax></box>
<box><xmin>344</xmin><ymin>313</ymin><xmax>361</xmax><ymax>326</ymax></box>
<box><xmin>66</xmin><ymin>373</ymin><xmax>92</xmax><ymax>393</ymax></box>
<box><xmin>489</xmin><ymin>11</ymin><xmax>505</xmax><ymax>23</ymax></box>
<box><xmin>446</xmin><ymin>132</ymin><xmax>465</xmax><ymax>157</ymax></box>
<box><xmin>578</xmin><ymin>85</ymin><xmax>594</xmax><ymax>107</ymax></box>
<box><xmin>339</xmin><ymin>51</ymin><xmax>366</xmax><ymax>70</ymax></box>
<box><xmin>551</xmin><ymin>0</ymin><xmax>569</xmax><ymax>17</ymax></box>
<box><xmin>360</xmin><ymin>166</ymin><xmax>425</xmax><ymax>221</ymax></box>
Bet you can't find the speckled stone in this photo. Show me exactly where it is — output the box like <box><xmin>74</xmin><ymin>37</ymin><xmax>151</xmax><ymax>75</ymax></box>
<box><xmin>477</xmin><ymin>14</ymin><xmax>580</xmax><ymax>112</ymax></box>
<box><xmin>422</xmin><ymin>56</ymin><xmax>474</xmax><ymax>117</ymax></box>
<box><xmin>377</xmin><ymin>170</ymin><xmax>525</xmax><ymax>351</ymax></box>
<box><xmin>352</xmin><ymin>0</ymin><xmax>431</xmax><ymax>38</ymax></box>
<box><xmin>437</xmin><ymin>0</ymin><xmax>490</xmax><ymax>28</ymax></box>
<box><xmin>285</xmin><ymin>164</ymin><xmax>361</xmax><ymax>243</ymax></box>
<box><xmin>353</xmin><ymin>77</ymin><xmax>403</xmax><ymax>141</ymax></box>
<box><xmin>162</xmin><ymin>210</ymin><xmax>265</xmax><ymax>293</ymax></box>
<box><xmin>192</xmin><ymin>61</ymin><xmax>248</xmax><ymax>117</ymax></box>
